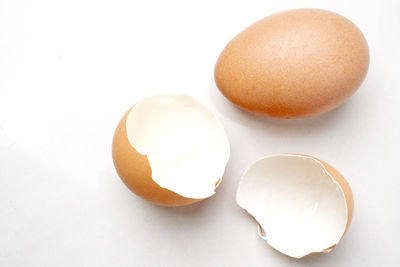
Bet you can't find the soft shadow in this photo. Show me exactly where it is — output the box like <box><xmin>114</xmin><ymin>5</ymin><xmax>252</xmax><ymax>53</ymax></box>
<box><xmin>276</xmin><ymin>249</ymin><xmax>331</xmax><ymax>266</ymax></box>
<box><xmin>273</xmin><ymin>242</ymin><xmax>347</xmax><ymax>266</ymax></box>
<box><xmin>145</xmin><ymin>195</ymin><xmax>213</xmax><ymax>215</ymax></box>
<box><xmin>120</xmin><ymin>183</ymin><xmax>220</xmax><ymax>221</ymax></box>
<box><xmin>124</xmin><ymin>192</ymin><xmax>223</xmax><ymax>238</ymax></box>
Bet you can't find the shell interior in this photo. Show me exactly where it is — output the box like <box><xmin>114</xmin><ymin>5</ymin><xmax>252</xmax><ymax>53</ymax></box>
<box><xmin>126</xmin><ymin>95</ymin><xmax>230</xmax><ymax>199</ymax></box>
<box><xmin>236</xmin><ymin>154</ymin><xmax>348</xmax><ymax>258</ymax></box>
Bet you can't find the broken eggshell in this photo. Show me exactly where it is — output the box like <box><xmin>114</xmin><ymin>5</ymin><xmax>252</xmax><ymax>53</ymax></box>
<box><xmin>236</xmin><ymin>154</ymin><xmax>353</xmax><ymax>258</ymax></box>
<box><xmin>112</xmin><ymin>94</ymin><xmax>230</xmax><ymax>207</ymax></box>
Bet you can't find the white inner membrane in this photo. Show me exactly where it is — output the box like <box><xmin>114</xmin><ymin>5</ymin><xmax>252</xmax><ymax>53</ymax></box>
<box><xmin>126</xmin><ymin>95</ymin><xmax>230</xmax><ymax>199</ymax></box>
<box><xmin>236</xmin><ymin>155</ymin><xmax>347</xmax><ymax>258</ymax></box>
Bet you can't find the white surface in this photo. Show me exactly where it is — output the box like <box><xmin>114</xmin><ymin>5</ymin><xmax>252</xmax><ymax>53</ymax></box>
<box><xmin>0</xmin><ymin>0</ymin><xmax>399</xmax><ymax>266</ymax></box>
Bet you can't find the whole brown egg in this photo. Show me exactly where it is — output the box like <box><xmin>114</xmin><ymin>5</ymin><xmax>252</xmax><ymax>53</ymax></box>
<box><xmin>214</xmin><ymin>8</ymin><xmax>369</xmax><ymax>118</ymax></box>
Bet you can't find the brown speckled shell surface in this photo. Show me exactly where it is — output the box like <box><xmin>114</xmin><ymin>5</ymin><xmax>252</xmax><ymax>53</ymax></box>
<box><xmin>215</xmin><ymin>8</ymin><xmax>369</xmax><ymax>118</ymax></box>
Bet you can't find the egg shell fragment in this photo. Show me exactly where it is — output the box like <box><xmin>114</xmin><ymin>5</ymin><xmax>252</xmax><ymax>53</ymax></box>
<box><xmin>112</xmin><ymin>95</ymin><xmax>230</xmax><ymax>207</ymax></box>
<box><xmin>236</xmin><ymin>154</ymin><xmax>354</xmax><ymax>258</ymax></box>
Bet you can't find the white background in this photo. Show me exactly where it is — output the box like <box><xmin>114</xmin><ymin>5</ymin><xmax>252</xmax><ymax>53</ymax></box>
<box><xmin>1</xmin><ymin>0</ymin><xmax>399</xmax><ymax>266</ymax></box>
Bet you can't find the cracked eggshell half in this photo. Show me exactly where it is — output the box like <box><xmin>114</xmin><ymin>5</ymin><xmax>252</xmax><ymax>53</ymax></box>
<box><xmin>236</xmin><ymin>154</ymin><xmax>353</xmax><ymax>258</ymax></box>
<box><xmin>112</xmin><ymin>95</ymin><xmax>230</xmax><ymax>207</ymax></box>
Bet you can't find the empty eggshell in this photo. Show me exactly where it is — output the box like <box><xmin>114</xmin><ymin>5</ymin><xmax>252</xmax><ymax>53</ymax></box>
<box><xmin>112</xmin><ymin>95</ymin><xmax>230</xmax><ymax>207</ymax></box>
<box><xmin>236</xmin><ymin>154</ymin><xmax>353</xmax><ymax>258</ymax></box>
<box><xmin>215</xmin><ymin>8</ymin><xmax>369</xmax><ymax>118</ymax></box>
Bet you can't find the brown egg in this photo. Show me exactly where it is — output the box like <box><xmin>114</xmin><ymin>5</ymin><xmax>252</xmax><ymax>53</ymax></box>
<box><xmin>215</xmin><ymin>8</ymin><xmax>369</xmax><ymax>118</ymax></box>
<box><xmin>112</xmin><ymin>95</ymin><xmax>230</xmax><ymax>207</ymax></box>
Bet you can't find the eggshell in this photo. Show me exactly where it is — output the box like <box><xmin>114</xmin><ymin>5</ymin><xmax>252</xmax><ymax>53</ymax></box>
<box><xmin>236</xmin><ymin>154</ymin><xmax>354</xmax><ymax>258</ymax></box>
<box><xmin>309</xmin><ymin>155</ymin><xmax>354</xmax><ymax>232</ymax></box>
<box><xmin>112</xmin><ymin>95</ymin><xmax>229</xmax><ymax>206</ymax></box>
<box><xmin>112</xmin><ymin>107</ymin><xmax>199</xmax><ymax>206</ymax></box>
<box><xmin>215</xmin><ymin>8</ymin><xmax>369</xmax><ymax>118</ymax></box>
